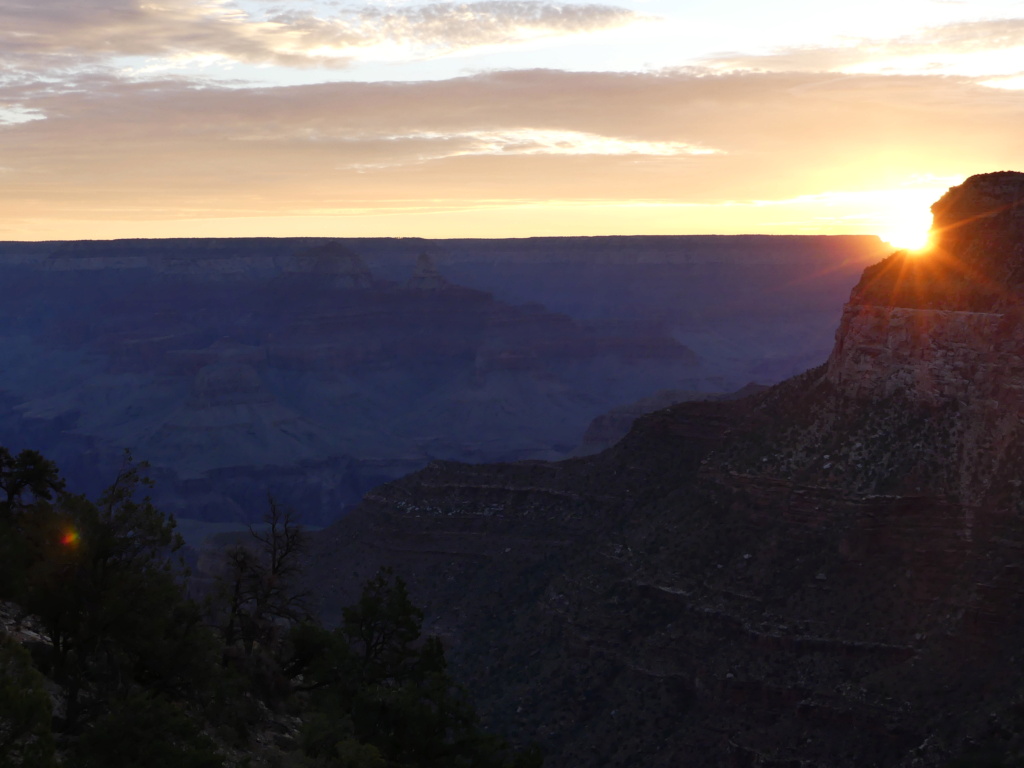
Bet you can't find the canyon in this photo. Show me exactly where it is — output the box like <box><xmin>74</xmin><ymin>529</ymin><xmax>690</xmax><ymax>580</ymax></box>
<box><xmin>304</xmin><ymin>172</ymin><xmax>1024</xmax><ymax>766</ymax></box>
<box><xmin>0</xmin><ymin>234</ymin><xmax>885</xmax><ymax>526</ymax></box>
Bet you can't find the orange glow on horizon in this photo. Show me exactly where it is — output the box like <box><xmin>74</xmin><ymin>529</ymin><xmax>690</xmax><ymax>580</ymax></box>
<box><xmin>1</xmin><ymin>191</ymin><xmax>951</xmax><ymax>242</ymax></box>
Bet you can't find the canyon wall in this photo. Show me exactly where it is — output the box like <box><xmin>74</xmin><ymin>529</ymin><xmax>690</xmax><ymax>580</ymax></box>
<box><xmin>826</xmin><ymin>305</ymin><xmax>1012</xmax><ymax>405</ymax></box>
<box><xmin>0</xmin><ymin>235</ymin><xmax>885</xmax><ymax>526</ymax></box>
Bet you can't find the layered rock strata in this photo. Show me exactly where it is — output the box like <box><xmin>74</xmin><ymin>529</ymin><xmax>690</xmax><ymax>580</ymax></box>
<box><xmin>829</xmin><ymin>171</ymin><xmax>1024</xmax><ymax>402</ymax></box>
<box><xmin>0</xmin><ymin>235</ymin><xmax>887</xmax><ymax>524</ymax></box>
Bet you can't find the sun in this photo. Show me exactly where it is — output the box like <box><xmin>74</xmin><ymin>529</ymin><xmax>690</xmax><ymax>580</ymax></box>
<box><xmin>883</xmin><ymin>222</ymin><xmax>933</xmax><ymax>253</ymax></box>
<box><xmin>879</xmin><ymin>199</ymin><xmax>935</xmax><ymax>253</ymax></box>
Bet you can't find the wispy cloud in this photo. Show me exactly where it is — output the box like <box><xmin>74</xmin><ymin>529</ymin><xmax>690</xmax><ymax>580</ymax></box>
<box><xmin>337</xmin><ymin>128</ymin><xmax>721</xmax><ymax>169</ymax></box>
<box><xmin>701</xmin><ymin>16</ymin><xmax>1024</xmax><ymax>80</ymax></box>
<box><xmin>266</xmin><ymin>3</ymin><xmax>640</xmax><ymax>56</ymax></box>
<box><xmin>0</xmin><ymin>106</ymin><xmax>46</xmax><ymax>126</ymax></box>
<box><xmin>914</xmin><ymin>17</ymin><xmax>1024</xmax><ymax>51</ymax></box>
<box><xmin>0</xmin><ymin>0</ymin><xmax>642</xmax><ymax>73</ymax></box>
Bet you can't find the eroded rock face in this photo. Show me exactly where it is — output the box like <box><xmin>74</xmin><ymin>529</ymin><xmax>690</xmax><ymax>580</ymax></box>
<box><xmin>823</xmin><ymin>171</ymin><xmax>1024</xmax><ymax>506</ymax></box>
<box><xmin>830</xmin><ymin>177</ymin><xmax>1024</xmax><ymax>392</ymax></box>
<box><xmin>827</xmin><ymin>306</ymin><xmax>1013</xmax><ymax>405</ymax></box>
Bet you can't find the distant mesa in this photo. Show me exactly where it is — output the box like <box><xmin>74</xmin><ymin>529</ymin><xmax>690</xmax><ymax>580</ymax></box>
<box><xmin>852</xmin><ymin>170</ymin><xmax>1024</xmax><ymax>312</ymax></box>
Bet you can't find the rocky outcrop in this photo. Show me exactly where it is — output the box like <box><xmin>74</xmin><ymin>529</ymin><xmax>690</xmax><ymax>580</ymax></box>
<box><xmin>820</xmin><ymin>172</ymin><xmax>1024</xmax><ymax>509</ymax></box>
<box><xmin>850</xmin><ymin>171</ymin><xmax>1024</xmax><ymax>312</ymax></box>
<box><xmin>930</xmin><ymin>170</ymin><xmax>1024</xmax><ymax>296</ymax></box>
<box><xmin>828</xmin><ymin>173</ymin><xmax>1024</xmax><ymax>407</ymax></box>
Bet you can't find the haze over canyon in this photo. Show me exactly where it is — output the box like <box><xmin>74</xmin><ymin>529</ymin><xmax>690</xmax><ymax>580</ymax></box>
<box><xmin>0</xmin><ymin>234</ymin><xmax>886</xmax><ymax>526</ymax></box>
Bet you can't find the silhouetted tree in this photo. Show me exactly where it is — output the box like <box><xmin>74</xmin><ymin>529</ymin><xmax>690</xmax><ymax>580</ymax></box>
<box><xmin>0</xmin><ymin>447</ymin><xmax>64</xmax><ymax>516</ymax></box>
<box><xmin>342</xmin><ymin>567</ymin><xmax>423</xmax><ymax>685</ymax></box>
<box><xmin>298</xmin><ymin>568</ymin><xmax>542</xmax><ymax>768</ymax></box>
<box><xmin>247</xmin><ymin>496</ymin><xmax>309</xmax><ymax>636</ymax></box>
<box><xmin>0</xmin><ymin>445</ymin><xmax>535</xmax><ymax>767</ymax></box>
<box><xmin>16</xmin><ymin>452</ymin><xmax>212</xmax><ymax>729</ymax></box>
<box><xmin>218</xmin><ymin>495</ymin><xmax>309</xmax><ymax>662</ymax></box>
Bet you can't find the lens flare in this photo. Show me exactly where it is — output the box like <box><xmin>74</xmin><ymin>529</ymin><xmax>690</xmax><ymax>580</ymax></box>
<box><xmin>61</xmin><ymin>529</ymin><xmax>80</xmax><ymax>547</ymax></box>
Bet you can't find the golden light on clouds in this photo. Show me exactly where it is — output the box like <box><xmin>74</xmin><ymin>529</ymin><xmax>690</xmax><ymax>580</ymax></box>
<box><xmin>0</xmin><ymin>1</ymin><xmax>1021</xmax><ymax>240</ymax></box>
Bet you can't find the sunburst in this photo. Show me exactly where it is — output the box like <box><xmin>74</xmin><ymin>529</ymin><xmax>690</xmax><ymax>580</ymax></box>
<box><xmin>880</xmin><ymin>204</ymin><xmax>934</xmax><ymax>253</ymax></box>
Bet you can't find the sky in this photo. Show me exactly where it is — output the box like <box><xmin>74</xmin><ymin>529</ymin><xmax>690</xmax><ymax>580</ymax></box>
<box><xmin>2</xmin><ymin>0</ymin><xmax>1023</xmax><ymax>245</ymax></box>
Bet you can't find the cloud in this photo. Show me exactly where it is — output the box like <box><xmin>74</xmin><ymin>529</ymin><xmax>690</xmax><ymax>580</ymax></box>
<box><xmin>335</xmin><ymin>129</ymin><xmax>720</xmax><ymax>169</ymax></box>
<box><xmin>914</xmin><ymin>17</ymin><xmax>1024</xmax><ymax>52</ymax></box>
<box><xmin>0</xmin><ymin>67</ymin><xmax>1021</xmax><ymax>229</ymax></box>
<box><xmin>267</xmin><ymin>3</ymin><xmax>640</xmax><ymax>54</ymax></box>
<box><xmin>700</xmin><ymin>17</ymin><xmax>1024</xmax><ymax>78</ymax></box>
<box><xmin>0</xmin><ymin>106</ymin><xmax>45</xmax><ymax>126</ymax></box>
<box><xmin>0</xmin><ymin>0</ymin><xmax>642</xmax><ymax>73</ymax></box>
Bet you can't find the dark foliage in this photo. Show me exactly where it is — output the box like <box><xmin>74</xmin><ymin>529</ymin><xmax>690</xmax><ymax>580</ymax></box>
<box><xmin>0</xmin><ymin>634</ymin><xmax>56</xmax><ymax>768</ymax></box>
<box><xmin>0</xmin><ymin>446</ymin><xmax>63</xmax><ymax>509</ymax></box>
<box><xmin>72</xmin><ymin>691</ymin><xmax>223</xmax><ymax>768</ymax></box>
<box><xmin>294</xmin><ymin>568</ymin><xmax>539</xmax><ymax>768</ymax></box>
<box><xmin>0</xmin><ymin>447</ymin><xmax>539</xmax><ymax>768</ymax></box>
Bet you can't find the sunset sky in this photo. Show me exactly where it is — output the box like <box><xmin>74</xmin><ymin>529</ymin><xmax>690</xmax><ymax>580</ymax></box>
<box><xmin>2</xmin><ymin>0</ymin><xmax>1023</xmax><ymax>243</ymax></box>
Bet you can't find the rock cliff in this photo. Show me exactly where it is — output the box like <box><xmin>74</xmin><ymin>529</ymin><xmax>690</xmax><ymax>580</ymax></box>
<box><xmin>831</xmin><ymin>173</ymin><xmax>1024</xmax><ymax>396</ymax></box>
<box><xmin>822</xmin><ymin>172</ymin><xmax>1024</xmax><ymax>507</ymax></box>
<box><xmin>306</xmin><ymin>173</ymin><xmax>1024</xmax><ymax>767</ymax></box>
